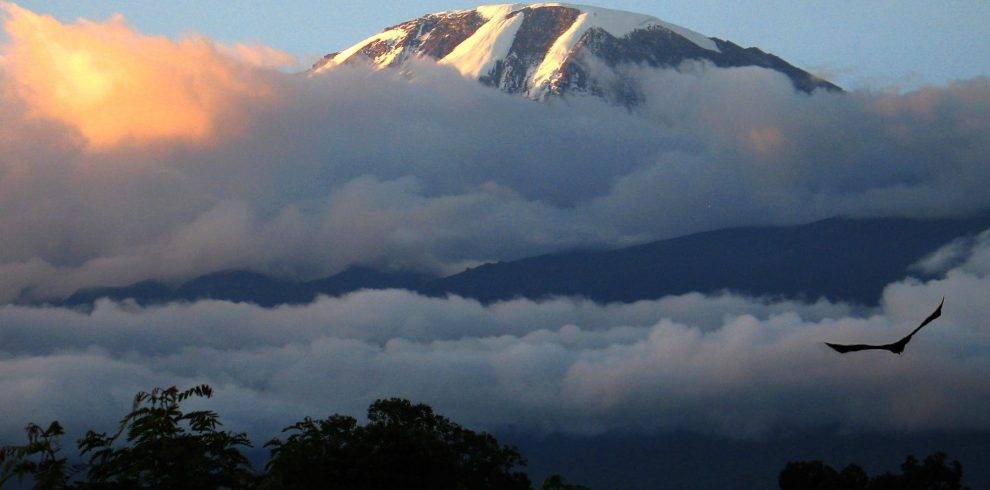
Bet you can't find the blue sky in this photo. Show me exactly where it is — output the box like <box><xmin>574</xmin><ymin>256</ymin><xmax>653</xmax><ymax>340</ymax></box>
<box><xmin>10</xmin><ymin>1</ymin><xmax>990</xmax><ymax>90</ymax></box>
<box><xmin>5</xmin><ymin>2</ymin><xmax>990</xmax><ymax>478</ymax></box>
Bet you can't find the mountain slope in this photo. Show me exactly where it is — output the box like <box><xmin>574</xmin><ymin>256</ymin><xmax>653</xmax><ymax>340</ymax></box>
<box><xmin>56</xmin><ymin>215</ymin><xmax>990</xmax><ymax>308</ymax></box>
<box><xmin>311</xmin><ymin>3</ymin><xmax>839</xmax><ymax>103</ymax></box>
<box><xmin>424</xmin><ymin>215</ymin><xmax>990</xmax><ymax>304</ymax></box>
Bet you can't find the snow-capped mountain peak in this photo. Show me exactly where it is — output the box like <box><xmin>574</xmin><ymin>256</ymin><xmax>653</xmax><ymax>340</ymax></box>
<box><xmin>312</xmin><ymin>3</ymin><xmax>839</xmax><ymax>103</ymax></box>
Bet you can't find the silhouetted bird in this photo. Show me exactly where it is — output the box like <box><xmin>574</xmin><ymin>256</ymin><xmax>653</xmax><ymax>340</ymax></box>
<box><xmin>826</xmin><ymin>298</ymin><xmax>944</xmax><ymax>355</ymax></box>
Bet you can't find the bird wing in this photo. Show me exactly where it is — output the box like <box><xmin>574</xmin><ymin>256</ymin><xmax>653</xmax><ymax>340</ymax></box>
<box><xmin>825</xmin><ymin>342</ymin><xmax>886</xmax><ymax>354</ymax></box>
<box><xmin>903</xmin><ymin>297</ymin><xmax>944</xmax><ymax>340</ymax></box>
<box><xmin>826</xmin><ymin>298</ymin><xmax>945</xmax><ymax>354</ymax></box>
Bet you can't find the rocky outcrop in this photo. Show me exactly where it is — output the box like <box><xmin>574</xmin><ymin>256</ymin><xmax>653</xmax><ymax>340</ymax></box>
<box><xmin>312</xmin><ymin>4</ymin><xmax>841</xmax><ymax>104</ymax></box>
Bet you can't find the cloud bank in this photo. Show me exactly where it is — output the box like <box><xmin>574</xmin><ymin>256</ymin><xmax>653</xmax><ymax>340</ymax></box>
<box><xmin>1</xmin><ymin>4</ymin><xmax>989</xmax><ymax>446</ymax></box>
<box><xmin>1</xmin><ymin>232</ymin><xmax>989</xmax><ymax>444</ymax></box>
<box><xmin>0</xmin><ymin>5</ymin><xmax>989</xmax><ymax>301</ymax></box>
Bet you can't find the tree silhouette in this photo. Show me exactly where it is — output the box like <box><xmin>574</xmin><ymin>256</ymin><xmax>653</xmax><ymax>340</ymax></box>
<box><xmin>778</xmin><ymin>460</ymin><xmax>868</xmax><ymax>490</ymax></box>
<box><xmin>780</xmin><ymin>452</ymin><xmax>968</xmax><ymax>489</ymax></box>
<box><xmin>2</xmin><ymin>386</ymin><xmax>575</xmax><ymax>489</ymax></box>
<box><xmin>262</xmin><ymin>398</ymin><xmax>531</xmax><ymax>489</ymax></box>
<box><xmin>76</xmin><ymin>385</ymin><xmax>254</xmax><ymax>489</ymax></box>
<box><xmin>3</xmin><ymin>390</ymin><xmax>973</xmax><ymax>490</ymax></box>
<box><xmin>540</xmin><ymin>474</ymin><xmax>592</xmax><ymax>490</ymax></box>
<box><xmin>0</xmin><ymin>422</ymin><xmax>71</xmax><ymax>489</ymax></box>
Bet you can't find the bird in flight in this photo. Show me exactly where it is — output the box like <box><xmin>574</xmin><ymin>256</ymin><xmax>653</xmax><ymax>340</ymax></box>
<box><xmin>825</xmin><ymin>298</ymin><xmax>944</xmax><ymax>355</ymax></box>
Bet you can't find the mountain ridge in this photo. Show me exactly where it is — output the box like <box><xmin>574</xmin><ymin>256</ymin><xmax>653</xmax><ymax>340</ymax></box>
<box><xmin>311</xmin><ymin>3</ymin><xmax>840</xmax><ymax>104</ymax></box>
<box><xmin>51</xmin><ymin>214</ymin><xmax>990</xmax><ymax>309</ymax></box>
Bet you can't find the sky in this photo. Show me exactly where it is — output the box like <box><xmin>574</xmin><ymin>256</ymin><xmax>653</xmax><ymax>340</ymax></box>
<box><xmin>2</xmin><ymin>0</ymin><xmax>990</xmax><ymax>299</ymax></box>
<box><xmin>13</xmin><ymin>0</ymin><xmax>990</xmax><ymax>90</ymax></box>
<box><xmin>1</xmin><ymin>2</ymin><xmax>990</xmax><ymax>484</ymax></box>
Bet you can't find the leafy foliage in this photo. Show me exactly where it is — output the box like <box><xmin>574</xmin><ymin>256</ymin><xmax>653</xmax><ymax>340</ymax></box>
<box><xmin>2</xmin><ymin>386</ymin><xmax>975</xmax><ymax>490</ymax></box>
<box><xmin>0</xmin><ymin>422</ymin><xmax>71</xmax><ymax>489</ymax></box>
<box><xmin>262</xmin><ymin>398</ymin><xmax>531</xmax><ymax>489</ymax></box>
<box><xmin>76</xmin><ymin>384</ymin><xmax>254</xmax><ymax>489</ymax></box>
<box><xmin>1</xmin><ymin>385</ymin><xmax>574</xmax><ymax>489</ymax></box>
<box><xmin>780</xmin><ymin>452</ymin><xmax>969</xmax><ymax>490</ymax></box>
<box><xmin>540</xmin><ymin>474</ymin><xmax>592</xmax><ymax>490</ymax></box>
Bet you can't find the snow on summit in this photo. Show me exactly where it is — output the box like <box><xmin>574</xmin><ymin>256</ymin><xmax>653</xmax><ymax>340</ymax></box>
<box><xmin>311</xmin><ymin>3</ymin><xmax>839</xmax><ymax>104</ymax></box>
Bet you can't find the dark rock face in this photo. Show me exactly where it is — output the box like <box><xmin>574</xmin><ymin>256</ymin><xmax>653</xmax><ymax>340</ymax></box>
<box><xmin>557</xmin><ymin>24</ymin><xmax>718</xmax><ymax>103</ymax></box>
<box><xmin>710</xmin><ymin>38</ymin><xmax>840</xmax><ymax>93</ymax></box>
<box><xmin>310</xmin><ymin>51</ymin><xmax>339</xmax><ymax>71</ymax></box>
<box><xmin>551</xmin><ymin>26</ymin><xmax>841</xmax><ymax>105</ymax></box>
<box><xmin>312</xmin><ymin>10</ymin><xmax>487</xmax><ymax>71</ymax></box>
<box><xmin>358</xmin><ymin>38</ymin><xmax>397</xmax><ymax>64</ymax></box>
<box><xmin>313</xmin><ymin>5</ymin><xmax>841</xmax><ymax>103</ymax></box>
<box><xmin>480</xmin><ymin>6</ymin><xmax>581</xmax><ymax>92</ymax></box>
<box><xmin>413</xmin><ymin>11</ymin><xmax>488</xmax><ymax>60</ymax></box>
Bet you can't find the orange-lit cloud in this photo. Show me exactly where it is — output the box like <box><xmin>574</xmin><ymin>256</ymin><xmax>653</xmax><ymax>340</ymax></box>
<box><xmin>0</xmin><ymin>2</ymin><xmax>277</xmax><ymax>149</ymax></box>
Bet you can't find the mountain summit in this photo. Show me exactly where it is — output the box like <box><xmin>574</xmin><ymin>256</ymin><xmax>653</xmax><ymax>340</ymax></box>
<box><xmin>311</xmin><ymin>3</ymin><xmax>840</xmax><ymax>103</ymax></box>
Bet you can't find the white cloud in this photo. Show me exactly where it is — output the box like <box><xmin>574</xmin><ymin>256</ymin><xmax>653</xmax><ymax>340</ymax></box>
<box><xmin>1</xmin><ymin>7</ymin><xmax>990</xmax><ymax>300</ymax></box>
<box><xmin>2</xmin><ymin>5</ymin><xmax>990</xmax><ymax>449</ymax></box>
<box><xmin>1</xmin><ymin>235</ymin><xmax>988</xmax><ymax>443</ymax></box>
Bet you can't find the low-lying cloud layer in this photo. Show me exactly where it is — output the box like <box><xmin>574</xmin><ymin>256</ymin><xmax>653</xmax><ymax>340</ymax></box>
<box><xmin>1</xmin><ymin>5</ymin><xmax>989</xmax><ymax>301</ymax></box>
<box><xmin>1</xmin><ymin>4</ymin><xmax>990</xmax><ymax>447</ymax></box>
<box><xmin>2</xmin><ymin>233</ymin><xmax>989</xmax><ymax>443</ymax></box>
